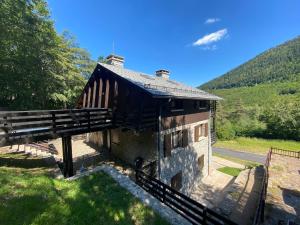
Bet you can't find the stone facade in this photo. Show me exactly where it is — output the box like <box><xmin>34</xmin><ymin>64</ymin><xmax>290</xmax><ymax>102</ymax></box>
<box><xmin>87</xmin><ymin>118</ymin><xmax>212</xmax><ymax>195</ymax></box>
<box><xmin>159</xmin><ymin>119</ymin><xmax>211</xmax><ymax>195</ymax></box>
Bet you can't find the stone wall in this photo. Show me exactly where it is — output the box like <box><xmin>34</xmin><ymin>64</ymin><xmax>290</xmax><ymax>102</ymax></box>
<box><xmin>159</xmin><ymin>119</ymin><xmax>211</xmax><ymax>195</ymax></box>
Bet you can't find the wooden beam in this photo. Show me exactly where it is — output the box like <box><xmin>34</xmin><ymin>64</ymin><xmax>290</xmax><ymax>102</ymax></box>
<box><xmin>98</xmin><ymin>78</ymin><xmax>103</xmax><ymax>108</ymax></box>
<box><xmin>104</xmin><ymin>79</ymin><xmax>110</xmax><ymax>108</ymax></box>
<box><xmin>62</xmin><ymin>136</ymin><xmax>74</xmax><ymax>178</ymax></box>
<box><xmin>83</xmin><ymin>92</ymin><xmax>87</xmax><ymax>108</ymax></box>
<box><xmin>87</xmin><ymin>87</ymin><xmax>91</xmax><ymax>108</ymax></box>
<box><xmin>92</xmin><ymin>80</ymin><xmax>97</xmax><ymax>108</ymax></box>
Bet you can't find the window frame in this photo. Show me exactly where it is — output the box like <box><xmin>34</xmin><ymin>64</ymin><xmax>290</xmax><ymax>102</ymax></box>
<box><xmin>194</xmin><ymin>123</ymin><xmax>208</xmax><ymax>142</ymax></box>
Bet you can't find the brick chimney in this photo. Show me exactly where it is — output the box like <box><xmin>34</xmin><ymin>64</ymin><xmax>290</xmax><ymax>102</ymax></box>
<box><xmin>106</xmin><ymin>54</ymin><xmax>124</xmax><ymax>67</ymax></box>
<box><xmin>155</xmin><ymin>69</ymin><xmax>170</xmax><ymax>79</ymax></box>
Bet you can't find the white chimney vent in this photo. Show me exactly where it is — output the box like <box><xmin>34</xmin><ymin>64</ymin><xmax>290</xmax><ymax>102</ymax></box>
<box><xmin>155</xmin><ymin>69</ymin><xmax>170</xmax><ymax>79</ymax></box>
<box><xmin>106</xmin><ymin>54</ymin><xmax>124</xmax><ymax>67</ymax></box>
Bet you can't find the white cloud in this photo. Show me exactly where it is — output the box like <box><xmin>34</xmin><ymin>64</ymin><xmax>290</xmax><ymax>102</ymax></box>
<box><xmin>205</xmin><ymin>18</ymin><xmax>220</xmax><ymax>24</ymax></box>
<box><xmin>193</xmin><ymin>29</ymin><xmax>228</xmax><ymax>46</ymax></box>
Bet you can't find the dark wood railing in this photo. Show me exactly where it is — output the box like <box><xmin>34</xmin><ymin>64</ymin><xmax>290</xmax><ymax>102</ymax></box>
<box><xmin>271</xmin><ymin>147</ymin><xmax>300</xmax><ymax>159</ymax></box>
<box><xmin>136</xmin><ymin>170</ymin><xmax>237</xmax><ymax>225</ymax></box>
<box><xmin>252</xmin><ymin>149</ymin><xmax>272</xmax><ymax>225</ymax></box>
<box><xmin>0</xmin><ymin>108</ymin><xmax>113</xmax><ymax>146</ymax></box>
<box><xmin>115</xmin><ymin>108</ymin><xmax>157</xmax><ymax>131</ymax></box>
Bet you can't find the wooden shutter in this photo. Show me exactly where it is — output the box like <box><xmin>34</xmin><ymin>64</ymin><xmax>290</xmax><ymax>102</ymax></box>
<box><xmin>205</xmin><ymin>123</ymin><xmax>208</xmax><ymax>137</ymax></box>
<box><xmin>198</xmin><ymin>155</ymin><xmax>204</xmax><ymax>170</ymax></box>
<box><xmin>194</xmin><ymin>125</ymin><xmax>199</xmax><ymax>142</ymax></box>
<box><xmin>164</xmin><ymin>133</ymin><xmax>172</xmax><ymax>157</ymax></box>
<box><xmin>182</xmin><ymin>129</ymin><xmax>188</xmax><ymax>147</ymax></box>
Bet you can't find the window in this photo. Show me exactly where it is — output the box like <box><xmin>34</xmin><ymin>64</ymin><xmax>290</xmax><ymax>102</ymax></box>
<box><xmin>194</xmin><ymin>100</ymin><xmax>208</xmax><ymax>110</ymax></box>
<box><xmin>171</xmin><ymin>171</ymin><xmax>182</xmax><ymax>191</ymax></box>
<box><xmin>198</xmin><ymin>155</ymin><xmax>205</xmax><ymax>171</ymax></box>
<box><xmin>172</xmin><ymin>130</ymin><xmax>183</xmax><ymax>149</ymax></box>
<box><xmin>194</xmin><ymin>123</ymin><xmax>208</xmax><ymax>142</ymax></box>
<box><xmin>170</xmin><ymin>99</ymin><xmax>183</xmax><ymax>111</ymax></box>
<box><xmin>164</xmin><ymin>129</ymin><xmax>188</xmax><ymax>157</ymax></box>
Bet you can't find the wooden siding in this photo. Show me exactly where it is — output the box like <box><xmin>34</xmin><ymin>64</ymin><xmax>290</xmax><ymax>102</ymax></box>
<box><xmin>161</xmin><ymin>111</ymin><xmax>209</xmax><ymax>130</ymax></box>
<box><xmin>76</xmin><ymin>64</ymin><xmax>157</xmax><ymax>131</ymax></box>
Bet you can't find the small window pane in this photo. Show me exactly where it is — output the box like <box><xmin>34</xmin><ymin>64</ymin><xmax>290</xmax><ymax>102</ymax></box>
<box><xmin>171</xmin><ymin>171</ymin><xmax>182</xmax><ymax>191</ymax></box>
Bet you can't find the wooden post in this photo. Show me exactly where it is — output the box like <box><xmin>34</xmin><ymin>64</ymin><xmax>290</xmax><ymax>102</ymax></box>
<box><xmin>104</xmin><ymin>79</ymin><xmax>110</xmax><ymax>108</ymax></box>
<box><xmin>62</xmin><ymin>136</ymin><xmax>74</xmax><ymax>178</ymax></box>
<box><xmin>98</xmin><ymin>78</ymin><xmax>103</xmax><ymax>108</ymax></box>
<box><xmin>92</xmin><ymin>80</ymin><xmax>97</xmax><ymax>108</ymax></box>
<box><xmin>87</xmin><ymin>87</ymin><xmax>91</xmax><ymax>108</ymax></box>
<box><xmin>83</xmin><ymin>92</ymin><xmax>87</xmax><ymax>108</ymax></box>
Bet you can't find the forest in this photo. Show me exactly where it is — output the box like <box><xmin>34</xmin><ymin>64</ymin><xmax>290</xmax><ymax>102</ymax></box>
<box><xmin>201</xmin><ymin>36</ymin><xmax>300</xmax><ymax>90</ymax></box>
<box><xmin>200</xmin><ymin>37</ymin><xmax>300</xmax><ymax>141</ymax></box>
<box><xmin>210</xmin><ymin>82</ymin><xmax>300</xmax><ymax>141</ymax></box>
<box><xmin>0</xmin><ymin>0</ymin><xmax>98</xmax><ymax>110</ymax></box>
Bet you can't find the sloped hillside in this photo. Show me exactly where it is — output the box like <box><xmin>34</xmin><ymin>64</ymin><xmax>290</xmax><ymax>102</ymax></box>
<box><xmin>200</xmin><ymin>36</ymin><xmax>300</xmax><ymax>90</ymax></box>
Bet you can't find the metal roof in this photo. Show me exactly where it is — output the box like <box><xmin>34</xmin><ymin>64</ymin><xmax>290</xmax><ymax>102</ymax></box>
<box><xmin>99</xmin><ymin>63</ymin><xmax>222</xmax><ymax>100</ymax></box>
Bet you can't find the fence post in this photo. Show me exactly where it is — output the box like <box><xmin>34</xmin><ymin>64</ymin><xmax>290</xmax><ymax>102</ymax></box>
<box><xmin>202</xmin><ymin>208</ymin><xmax>207</xmax><ymax>225</ymax></box>
<box><xmin>162</xmin><ymin>185</ymin><xmax>166</xmax><ymax>203</ymax></box>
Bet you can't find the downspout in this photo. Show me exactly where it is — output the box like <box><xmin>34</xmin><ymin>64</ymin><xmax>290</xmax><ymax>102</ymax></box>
<box><xmin>157</xmin><ymin>104</ymin><xmax>162</xmax><ymax>179</ymax></box>
<box><xmin>208</xmin><ymin>101</ymin><xmax>212</xmax><ymax>176</ymax></box>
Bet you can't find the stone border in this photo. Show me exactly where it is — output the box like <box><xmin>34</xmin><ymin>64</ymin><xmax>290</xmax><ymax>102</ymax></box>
<box><xmin>68</xmin><ymin>164</ymin><xmax>191</xmax><ymax>225</ymax></box>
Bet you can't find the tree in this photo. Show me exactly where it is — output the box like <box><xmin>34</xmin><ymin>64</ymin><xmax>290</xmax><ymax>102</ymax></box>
<box><xmin>0</xmin><ymin>0</ymin><xmax>94</xmax><ymax>110</ymax></box>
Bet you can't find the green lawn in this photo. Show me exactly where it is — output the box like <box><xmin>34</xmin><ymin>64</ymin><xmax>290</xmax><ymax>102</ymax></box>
<box><xmin>214</xmin><ymin>137</ymin><xmax>300</xmax><ymax>155</ymax></box>
<box><xmin>217</xmin><ymin>167</ymin><xmax>243</xmax><ymax>177</ymax></box>
<box><xmin>213</xmin><ymin>153</ymin><xmax>261</xmax><ymax>168</ymax></box>
<box><xmin>0</xmin><ymin>153</ymin><xmax>168</xmax><ymax>225</ymax></box>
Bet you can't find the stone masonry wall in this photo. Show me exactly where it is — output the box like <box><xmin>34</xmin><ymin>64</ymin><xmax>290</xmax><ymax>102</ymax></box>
<box><xmin>159</xmin><ymin>119</ymin><xmax>211</xmax><ymax>195</ymax></box>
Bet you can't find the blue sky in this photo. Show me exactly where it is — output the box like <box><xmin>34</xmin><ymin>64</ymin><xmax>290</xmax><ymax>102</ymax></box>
<box><xmin>47</xmin><ymin>0</ymin><xmax>300</xmax><ymax>87</ymax></box>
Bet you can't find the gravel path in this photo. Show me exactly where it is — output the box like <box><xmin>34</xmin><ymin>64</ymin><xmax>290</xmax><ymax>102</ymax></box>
<box><xmin>213</xmin><ymin>147</ymin><xmax>266</xmax><ymax>164</ymax></box>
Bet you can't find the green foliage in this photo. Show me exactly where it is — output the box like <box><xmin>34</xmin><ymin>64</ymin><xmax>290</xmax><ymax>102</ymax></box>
<box><xmin>261</xmin><ymin>101</ymin><xmax>300</xmax><ymax>140</ymax></box>
<box><xmin>0</xmin><ymin>0</ymin><xmax>96</xmax><ymax>110</ymax></box>
<box><xmin>200</xmin><ymin>36</ymin><xmax>300</xmax><ymax>89</ymax></box>
<box><xmin>217</xmin><ymin>167</ymin><xmax>243</xmax><ymax>177</ymax></box>
<box><xmin>217</xmin><ymin>120</ymin><xmax>236</xmax><ymax>140</ymax></box>
<box><xmin>211</xmin><ymin>82</ymin><xmax>300</xmax><ymax>141</ymax></box>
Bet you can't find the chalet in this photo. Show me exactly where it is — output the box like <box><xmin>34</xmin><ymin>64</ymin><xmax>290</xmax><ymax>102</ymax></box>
<box><xmin>77</xmin><ymin>54</ymin><xmax>221</xmax><ymax>194</ymax></box>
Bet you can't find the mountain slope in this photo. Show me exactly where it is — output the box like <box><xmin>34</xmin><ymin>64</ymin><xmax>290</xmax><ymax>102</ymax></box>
<box><xmin>200</xmin><ymin>36</ymin><xmax>300</xmax><ymax>90</ymax></box>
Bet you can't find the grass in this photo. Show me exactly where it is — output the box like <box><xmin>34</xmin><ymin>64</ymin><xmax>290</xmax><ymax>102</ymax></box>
<box><xmin>213</xmin><ymin>152</ymin><xmax>261</xmax><ymax>168</ymax></box>
<box><xmin>214</xmin><ymin>137</ymin><xmax>300</xmax><ymax>155</ymax></box>
<box><xmin>0</xmin><ymin>153</ymin><xmax>169</xmax><ymax>225</ymax></box>
<box><xmin>217</xmin><ymin>167</ymin><xmax>243</xmax><ymax>177</ymax></box>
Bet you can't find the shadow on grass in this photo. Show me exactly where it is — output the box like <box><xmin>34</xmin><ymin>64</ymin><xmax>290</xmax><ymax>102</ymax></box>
<box><xmin>0</xmin><ymin>168</ymin><xmax>168</xmax><ymax>225</ymax></box>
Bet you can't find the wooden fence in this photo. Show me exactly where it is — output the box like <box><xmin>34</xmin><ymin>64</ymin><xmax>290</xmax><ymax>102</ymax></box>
<box><xmin>271</xmin><ymin>147</ymin><xmax>300</xmax><ymax>159</ymax></box>
<box><xmin>252</xmin><ymin>147</ymin><xmax>299</xmax><ymax>225</ymax></box>
<box><xmin>136</xmin><ymin>170</ymin><xmax>237</xmax><ymax>225</ymax></box>
<box><xmin>0</xmin><ymin>108</ymin><xmax>113</xmax><ymax>146</ymax></box>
